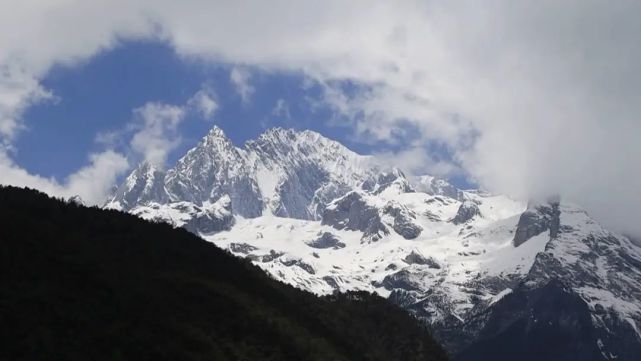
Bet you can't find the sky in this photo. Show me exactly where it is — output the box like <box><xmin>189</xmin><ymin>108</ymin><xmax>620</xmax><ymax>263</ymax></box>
<box><xmin>1</xmin><ymin>1</ymin><xmax>640</xmax><ymax>236</ymax></box>
<box><xmin>14</xmin><ymin>41</ymin><xmax>367</xmax><ymax>178</ymax></box>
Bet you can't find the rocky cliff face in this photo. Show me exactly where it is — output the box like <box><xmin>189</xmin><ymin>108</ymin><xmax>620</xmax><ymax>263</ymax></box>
<box><xmin>451</xmin><ymin>200</ymin><xmax>481</xmax><ymax>225</ymax></box>
<box><xmin>107</xmin><ymin>127</ymin><xmax>393</xmax><ymax>229</ymax></box>
<box><xmin>321</xmin><ymin>192</ymin><xmax>390</xmax><ymax>243</ymax></box>
<box><xmin>513</xmin><ymin>200</ymin><xmax>560</xmax><ymax>247</ymax></box>
<box><xmin>164</xmin><ymin>127</ymin><xmax>264</xmax><ymax>218</ymax></box>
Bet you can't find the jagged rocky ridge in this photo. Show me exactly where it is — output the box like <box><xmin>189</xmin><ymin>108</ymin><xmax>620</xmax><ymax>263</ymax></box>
<box><xmin>108</xmin><ymin>127</ymin><xmax>397</xmax><ymax>226</ymax></box>
<box><xmin>109</xmin><ymin>126</ymin><xmax>641</xmax><ymax>360</ymax></box>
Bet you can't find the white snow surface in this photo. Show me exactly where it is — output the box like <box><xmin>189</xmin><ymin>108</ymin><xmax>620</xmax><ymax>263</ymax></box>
<box><xmin>206</xmin><ymin>190</ymin><xmax>531</xmax><ymax>315</ymax></box>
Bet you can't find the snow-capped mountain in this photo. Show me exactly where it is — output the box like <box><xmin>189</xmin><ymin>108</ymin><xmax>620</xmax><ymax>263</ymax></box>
<box><xmin>108</xmin><ymin>126</ymin><xmax>641</xmax><ymax>360</ymax></box>
<box><xmin>108</xmin><ymin>126</ymin><xmax>387</xmax><ymax>221</ymax></box>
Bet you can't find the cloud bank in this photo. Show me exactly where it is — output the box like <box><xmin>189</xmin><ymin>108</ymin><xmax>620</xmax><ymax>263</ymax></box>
<box><xmin>1</xmin><ymin>1</ymin><xmax>640</xmax><ymax>234</ymax></box>
<box><xmin>0</xmin><ymin>149</ymin><xmax>128</xmax><ymax>205</ymax></box>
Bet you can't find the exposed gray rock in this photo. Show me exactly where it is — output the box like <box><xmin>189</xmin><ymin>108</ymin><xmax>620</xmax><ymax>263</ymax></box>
<box><xmin>306</xmin><ymin>232</ymin><xmax>346</xmax><ymax>249</ymax></box>
<box><xmin>271</xmin><ymin>163</ymin><xmax>328</xmax><ymax>219</ymax></box>
<box><xmin>388</xmin><ymin>289</ymin><xmax>424</xmax><ymax>309</ymax></box>
<box><xmin>280</xmin><ymin>258</ymin><xmax>316</xmax><ymax>274</ymax></box>
<box><xmin>383</xmin><ymin>202</ymin><xmax>423</xmax><ymax>239</ymax></box>
<box><xmin>243</xmin><ymin>128</ymin><xmax>378</xmax><ymax>220</ymax></box>
<box><xmin>309</xmin><ymin>182</ymin><xmax>353</xmax><ymax>220</ymax></box>
<box><xmin>363</xmin><ymin>168</ymin><xmax>414</xmax><ymax>195</ymax></box>
<box><xmin>323</xmin><ymin>276</ymin><xmax>341</xmax><ymax>291</ymax></box>
<box><xmin>385</xmin><ymin>263</ymin><xmax>399</xmax><ymax>271</ymax></box>
<box><xmin>248</xmin><ymin>250</ymin><xmax>284</xmax><ymax>263</ymax></box>
<box><xmin>182</xmin><ymin>196</ymin><xmax>235</xmax><ymax>234</ymax></box>
<box><xmin>165</xmin><ymin>127</ymin><xmax>264</xmax><ymax>218</ymax></box>
<box><xmin>403</xmin><ymin>251</ymin><xmax>441</xmax><ymax>269</ymax></box>
<box><xmin>296</xmin><ymin>262</ymin><xmax>316</xmax><ymax>275</ymax></box>
<box><xmin>321</xmin><ymin>193</ymin><xmax>421</xmax><ymax>241</ymax></box>
<box><xmin>228</xmin><ymin>242</ymin><xmax>259</xmax><ymax>254</ymax></box>
<box><xmin>452</xmin><ymin>200</ymin><xmax>481</xmax><ymax>225</ymax></box>
<box><xmin>321</xmin><ymin>192</ymin><xmax>389</xmax><ymax>242</ymax></box>
<box><xmin>513</xmin><ymin>200</ymin><xmax>560</xmax><ymax>247</ymax></box>
<box><xmin>382</xmin><ymin>269</ymin><xmax>426</xmax><ymax>292</ymax></box>
<box><xmin>109</xmin><ymin>161</ymin><xmax>168</xmax><ymax>210</ymax></box>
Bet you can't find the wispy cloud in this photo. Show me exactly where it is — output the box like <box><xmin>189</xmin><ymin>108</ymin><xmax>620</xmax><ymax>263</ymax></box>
<box><xmin>0</xmin><ymin>65</ymin><xmax>56</xmax><ymax>144</ymax></box>
<box><xmin>187</xmin><ymin>85</ymin><xmax>218</xmax><ymax>119</ymax></box>
<box><xmin>230</xmin><ymin>66</ymin><xmax>254</xmax><ymax>104</ymax></box>
<box><xmin>374</xmin><ymin>146</ymin><xmax>464</xmax><ymax>180</ymax></box>
<box><xmin>129</xmin><ymin>102</ymin><xmax>185</xmax><ymax>166</ymax></box>
<box><xmin>271</xmin><ymin>98</ymin><xmax>291</xmax><ymax>120</ymax></box>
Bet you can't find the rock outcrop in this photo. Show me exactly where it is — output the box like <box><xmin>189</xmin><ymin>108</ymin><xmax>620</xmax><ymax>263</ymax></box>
<box><xmin>513</xmin><ymin>200</ymin><xmax>560</xmax><ymax>247</ymax></box>
<box><xmin>452</xmin><ymin>200</ymin><xmax>481</xmax><ymax>224</ymax></box>
<box><xmin>306</xmin><ymin>232</ymin><xmax>346</xmax><ymax>249</ymax></box>
<box><xmin>321</xmin><ymin>192</ymin><xmax>389</xmax><ymax>243</ymax></box>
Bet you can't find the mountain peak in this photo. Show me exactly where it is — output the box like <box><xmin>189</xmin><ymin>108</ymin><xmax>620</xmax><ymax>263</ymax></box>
<box><xmin>199</xmin><ymin>125</ymin><xmax>236</xmax><ymax>153</ymax></box>
<box><xmin>200</xmin><ymin>125</ymin><xmax>233</xmax><ymax>145</ymax></box>
<box><xmin>207</xmin><ymin>125</ymin><xmax>226</xmax><ymax>137</ymax></box>
<box><xmin>112</xmin><ymin>125</ymin><xmax>431</xmax><ymax>220</ymax></box>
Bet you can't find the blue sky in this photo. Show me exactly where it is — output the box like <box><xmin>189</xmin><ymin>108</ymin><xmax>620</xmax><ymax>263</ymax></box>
<box><xmin>17</xmin><ymin>41</ymin><xmax>369</xmax><ymax>178</ymax></box>
<box><xmin>14</xmin><ymin>40</ymin><xmax>467</xmax><ymax>187</ymax></box>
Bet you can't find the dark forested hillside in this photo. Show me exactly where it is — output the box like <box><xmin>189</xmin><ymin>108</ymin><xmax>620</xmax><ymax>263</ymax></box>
<box><xmin>0</xmin><ymin>186</ymin><xmax>448</xmax><ymax>361</ymax></box>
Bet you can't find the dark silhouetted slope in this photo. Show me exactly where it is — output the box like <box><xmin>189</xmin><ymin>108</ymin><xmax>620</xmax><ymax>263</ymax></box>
<box><xmin>0</xmin><ymin>186</ymin><xmax>448</xmax><ymax>361</ymax></box>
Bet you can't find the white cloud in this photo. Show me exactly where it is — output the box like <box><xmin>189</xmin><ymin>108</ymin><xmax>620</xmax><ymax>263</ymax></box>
<box><xmin>94</xmin><ymin>129</ymin><xmax>123</xmax><ymax>148</ymax></box>
<box><xmin>130</xmin><ymin>102</ymin><xmax>185</xmax><ymax>166</ymax></box>
<box><xmin>375</xmin><ymin>146</ymin><xmax>463</xmax><ymax>180</ymax></box>
<box><xmin>271</xmin><ymin>98</ymin><xmax>291</xmax><ymax>120</ymax></box>
<box><xmin>0</xmin><ymin>0</ymin><xmax>156</xmax><ymax>145</ymax></box>
<box><xmin>187</xmin><ymin>86</ymin><xmax>218</xmax><ymax>119</ymax></box>
<box><xmin>0</xmin><ymin>148</ymin><xmax>128</xmax><ymax>205</ymax></box>
<box><xmin>95</xmin><ymin>86</ymin><xmax>215</xmax><ymax>163</ymax></box>
<box><xmin>0</xmin><ymin>86</ymin><xmax>206</xmax><ymax>205</ymax></box>
<box><xmin>0</xmin><ymin>1</ymin><xmax>640</xmax><ymax>234</ymax></box>
<box><xmin>63</xmin><ymin>151</ymin><xmax>130</xmax><ymax>204</ymax></box>
<box><xmin>229</xmin><ymin>66</ymin><xmax>254</xmax><ymax>104</ymax></box>
<box><xmin>0</xmin><ymin>65</ymin><xmax>55</xmax><ymax>143</ymax></box>
<box><xmin>124</xmin><ymin>87</ymin><xmax>218</xmax><ymax>165</ymax></box>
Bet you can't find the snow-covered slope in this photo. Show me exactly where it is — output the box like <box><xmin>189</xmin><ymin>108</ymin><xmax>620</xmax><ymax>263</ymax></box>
<box><xmin>209</xmin><ymin>190</ymin><xmax>527</xmax><ymax>300</ymax></box>
<box><xmin>108</xmin><ymin>126</ymin><xmax>641</xmax><ymax>359</ymax></box>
